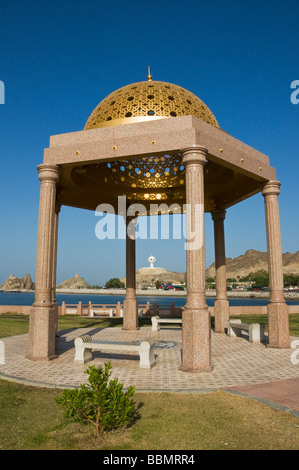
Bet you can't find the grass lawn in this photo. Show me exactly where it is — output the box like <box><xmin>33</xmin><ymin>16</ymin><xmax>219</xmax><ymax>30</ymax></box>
<box><xmin>1</xmin><ymin>312</ymin><xmax>299</xmax><ymax>338</ymax></box>
<box><xmin>0</xmin><ymin>378</ymin><xmax>299</xmax><ymax>450</ymax></box>
<box><xmin>0</xmin><ymin>314</ymin><xmax>131</xmax><ymax>338</ymax></box>
<box><xmin>0</xmin><ymin>312</ymin><xmax>299</xmax><ymax>450</ymax></box>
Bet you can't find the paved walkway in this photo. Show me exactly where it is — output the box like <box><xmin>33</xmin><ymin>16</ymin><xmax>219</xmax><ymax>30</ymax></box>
<box><xmin>1</xmin><ymin>326</ymin><xmax>299</xmax><ymax>415</ymax></box>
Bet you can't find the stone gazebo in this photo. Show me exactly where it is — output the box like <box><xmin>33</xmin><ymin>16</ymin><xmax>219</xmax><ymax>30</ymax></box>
<box><xmin>27</xmin><ymin>73</ymin><xmax>290</xmax><ymax>372</ymax></box>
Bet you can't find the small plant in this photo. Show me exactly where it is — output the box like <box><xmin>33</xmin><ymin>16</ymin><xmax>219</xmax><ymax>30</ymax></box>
<box><xmin>56</xmin><ymin>361</ymin><xmax>138</xmax><ymax>437</ymax></box>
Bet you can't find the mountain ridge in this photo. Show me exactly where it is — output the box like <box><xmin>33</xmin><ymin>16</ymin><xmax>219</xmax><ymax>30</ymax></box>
<box><xmin>1</xmin><ymin>250</ymin><xmax>298</xmax><ymax>291</ymax></box>
<box><xmin>205</xmin><ymin>249</ymin><xmax>299</xmax><ymax>279</ymax></box>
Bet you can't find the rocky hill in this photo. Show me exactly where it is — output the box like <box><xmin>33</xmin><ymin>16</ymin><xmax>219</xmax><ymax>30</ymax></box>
<box><xmin>0</xmin><ymin>274</ymin><xmax>34</xmax><ymax>291</ymax></box>
<box><xmin>121</xmin><ymin>266</ymin><xmax>186</xmax><ymax>287</ymax></box>
<box><xmin>2</xmin><ymin>250</ymin><xmax>297</xmax><ymax>292</ymax></box>
<box><xmin>282</xmin><ymin>251</ymin><xmax>299</xmax><ymax>274</ymax></box>
<box><xmin>205</xmin><ymin>249</ymin><xmax>299</xmax><ymax>279</ymax></box>
<box><xmin>121</xmin><ymin>249</ymin><xmax>299</xmax><ymax>286</ymax></box>
<box><xmin>56</xmin><ymin>274</ymin><xmax>91</xmax><ymax>289</ymax></box>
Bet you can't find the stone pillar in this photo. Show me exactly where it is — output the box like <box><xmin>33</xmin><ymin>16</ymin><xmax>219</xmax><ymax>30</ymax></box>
<box><xmin>123</xmin><ymin>215</ymin><xmax>138</xmax><ymax>330</ymax></box>
<box><xmin>211</xmin><ymin>209</ymin><xmax>229</xmax><ymax>333</ymax></box>
<box><xmin>77</xmin><ymin>301</ymin><xmax>83</xmax><ymax>316</ymax></box>
<box><xmin>180</xmin><ymin>146</ymin><xmax>213</xmax><ymax>372</ymax></box>
<box><xmin>262</xmin><ymin>181</ymin><xmax>290</xmax><ymax>348</ymax></box>
<box><xmin>27</xmin><ymin>164</ymin><xmax>60</xmax><ymax>361</ymax></box>
<box><xmin>52</xmin><ymin>202</ymin><xmax>61</xmax><ymax>335</ymax></box>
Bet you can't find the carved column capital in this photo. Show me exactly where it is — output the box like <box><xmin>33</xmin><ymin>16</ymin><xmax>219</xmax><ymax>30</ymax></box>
<box><xmin>261</xmin><ymin>180</ymin><xmax>281</xmax><ymax>197</ymax></box>
<box><xmin>211</xmin><ymin>209</ymin><xmax>226</xmax><ymax>222</ymax></box>
<box><xmin>181</xmin><ymin>145</ymin><xmax>208</xmax><ymax>166</ymax></box>
<box><xmin>37</xmin><ymin>164</ymin><xmax>60</xmax><ymax>183</ymax></box>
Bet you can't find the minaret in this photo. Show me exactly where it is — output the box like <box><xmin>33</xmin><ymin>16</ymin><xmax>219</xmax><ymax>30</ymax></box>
<box><xmin>148</xmin><ymin>255</ymin><xmax>156</xmax><ymax>268</ymax></box>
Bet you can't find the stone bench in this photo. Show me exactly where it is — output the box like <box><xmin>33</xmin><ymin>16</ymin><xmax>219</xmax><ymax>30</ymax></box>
<box><xmin>227</xmin><ymin>319</ymin><xmax>265</xmax><ymax>343</ymax></box>
<box><xmin>90</xmin><ymin>308</ymin><xmax>113</xmax><ymax>317</ymax></box>
<box><xmin>74</xmin><ymin>334</ymin><xmax>156</xmax><ymax>368</ymax></box>
<box><xmin>151</xmin><ymin>315</ymin><xmax>182</xmax><ymax>331</ymax></box>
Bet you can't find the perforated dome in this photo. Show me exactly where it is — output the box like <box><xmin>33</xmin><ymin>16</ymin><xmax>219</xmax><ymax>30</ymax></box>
<box><xmin>84</xmin><ymin>78</ymin><xmax>219</xmax><ymax>129</ymax></box>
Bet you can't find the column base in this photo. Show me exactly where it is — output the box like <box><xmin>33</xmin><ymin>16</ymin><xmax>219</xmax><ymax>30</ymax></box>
<box><xmin>26</xmin><ymin>354</ymin><xmax>58</xmax><ymax>361</ymax></box>
<box><xmin>27</xmin><ymin>305</ymin><xmax>57</xmax><ymax>361</ymax></box>
<box><xmin>181</xmin><ymin>307</ymin><xmax>213</xmax><ymax>373</ymax></box>
<box><xmin>122</xmin><ymin>298</ymin><xmax>139</xmax><ymax>330</ymax></box>
<box><xmin>267</xmin><ymin>302</ymin><xmax>290</xmax><ymax>349</ymax></box>
<box><xmin>214</xmin><ymin>299</ymin><xmax>230</xmax><ymax>333</ymax></box>
<box><xmin>179</xmin><ymin>365</ymin><xmax>214</xmax><ymax>373</ymax></box>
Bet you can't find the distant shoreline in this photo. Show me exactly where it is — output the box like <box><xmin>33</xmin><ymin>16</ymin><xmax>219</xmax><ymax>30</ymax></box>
<box><xmin>1</xmin><ymin>288</ymin><xmax>299</xmax><ymax>300</ymax></box>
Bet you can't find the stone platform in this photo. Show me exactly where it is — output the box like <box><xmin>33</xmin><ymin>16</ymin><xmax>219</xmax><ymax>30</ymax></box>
<box><xmin>0</xmin><ymin>326</ymin><xmax>299</xmax><ymax>414</ymax></box>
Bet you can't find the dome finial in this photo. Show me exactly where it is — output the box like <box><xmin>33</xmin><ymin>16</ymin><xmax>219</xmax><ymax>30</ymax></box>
<box><xmin>147</xmin><ymin>66</ymin><xmax>152</xmax><ymax>81</ymax></box>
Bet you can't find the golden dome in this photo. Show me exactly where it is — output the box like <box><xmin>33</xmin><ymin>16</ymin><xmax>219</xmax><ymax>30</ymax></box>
<box><xmin>84</xmin><ymin>76</ymin><xmax>219</xmax><ymax>130</ymax></box>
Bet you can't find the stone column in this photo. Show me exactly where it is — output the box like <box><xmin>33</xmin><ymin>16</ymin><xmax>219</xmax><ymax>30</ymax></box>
<box><xmin>262</xmin><ymin>181</ymin><xmax>289</xmax><ymax>348</ymax></box>
<box><xmin>27</xmin><ymin>164</ymin><xmax>60</xmax><ymax>360</ymax></box>
<box><xmin>123</xmin><ymin>215</ymin><xmax>139</xmax><ymax>330</ymax></box>
<box><xmin>180</xmin><ymin>146</ymin><xmax>213</xmax><ymax>372</ymax></box>
<box><xmin>211</xmin><ymin>209</ymin><xmax>229</xmax><ymax>333</ymax></box>
<box><xmin>52</xmin><ymin>202</ymin><xmax>61</xmax><ymax>336</ymax></box>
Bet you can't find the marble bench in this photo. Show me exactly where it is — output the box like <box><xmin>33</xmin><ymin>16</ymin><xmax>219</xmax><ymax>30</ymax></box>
<box><xmin>227</xmin><ymin>319</ymin><xmax>265</xmax><ymax>343</ymax></box>
<box><xmin>90</xmin><ymin>308</ymin><xmax>113</xmax><ymax>317</ymax></box>
<box><xmin>151</xmin><ymin>315</ymin><xmax>182</xmax><ymax>331</ymax></box>
<box><xmin>74</xmin><ymin>334</ymin><xmax>156</xmax><ymax>368</ymax></box>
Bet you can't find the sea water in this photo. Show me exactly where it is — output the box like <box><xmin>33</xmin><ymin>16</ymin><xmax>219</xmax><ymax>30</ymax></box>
<box><xmin>0</xmin><ymin>291</ymin><xmax>298</xmax><ymax>307</ymax></box>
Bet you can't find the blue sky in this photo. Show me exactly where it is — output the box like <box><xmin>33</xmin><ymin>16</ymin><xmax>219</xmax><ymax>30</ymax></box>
<box><xmin>0</xmin><ymin>0</ymin><xmax>298</xmax><ymax>286</ymax></box>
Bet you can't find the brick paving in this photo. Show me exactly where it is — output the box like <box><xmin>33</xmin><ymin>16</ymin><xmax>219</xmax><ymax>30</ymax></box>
<box><xmin>0</xmin><ymin>326</ymin><xmax>299</xmax><ymax>413</ymax></box>
<box><xmin>229</xmin><ymin>377</ymin><xmax>299</xmax><ymax>412</ymax></box>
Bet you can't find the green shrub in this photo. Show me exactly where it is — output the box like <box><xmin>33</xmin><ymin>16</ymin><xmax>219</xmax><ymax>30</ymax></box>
<box><xmin>56</xmin><ymin>362</ymin><xmax>137</xmax><ymax>437</ymax></box>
